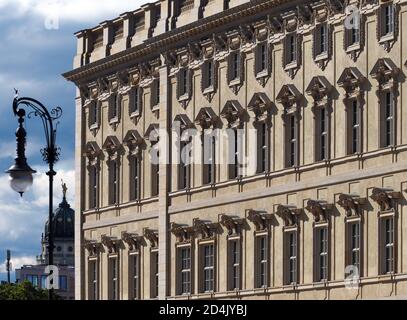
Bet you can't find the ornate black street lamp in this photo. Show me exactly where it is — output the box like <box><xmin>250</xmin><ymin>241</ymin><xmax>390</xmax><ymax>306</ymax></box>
<box><xmin>5</xmin><ymin>90</ymin><xmax>62</xmax><ymax>299</ymax></box>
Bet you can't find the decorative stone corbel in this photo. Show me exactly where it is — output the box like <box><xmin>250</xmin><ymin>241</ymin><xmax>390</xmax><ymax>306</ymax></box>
<box><xmin>220</xmin><ymin>100</ymin><xmax>245</xmax><ymax>128</ymax></box>
<box><xmin>83</xmin><ymin>239</ymin><xmax>101</xmax><ymax>256</ymax></box>
<box><xmin>370</xmin><ymin>187</ymin><xmax>401</xmax><ymax>212</ymax></box>
<box><xmin>193</xmin><ymin>218</ymin><xmax>219</xmax><ymax>239</ymax></box>
<box><xmin>276</xmin><ymin>205</ymin><xmax>301</xmax><ymax>227</ymax></box>
<box><xmin>337</xmin><ymin>193</ymin><xmax>363</xmax><ymax>217</ymax></box>
<box><xmin>171</xmin><ymin>222</ymin><xmax>195</xmax><ymax>243</ymax></box>
<box><xmin>121</xmin><ymin>231</ymin><xmax>142</xmax><ymax>251</ymax></box>
<box><xmin>247</xmin><ymin>209</ymin><xmax>273</xmax><ymax>231</ymax></box>
<box><xmin>101</xmin><ymin>235</ymin><xmax>119</xmax><ymax>254</ymax></box>
<box><xmin>219</xmin><ymin>214</ymin><xmax>245</xmax><ymax>236</ymax></box>
<box><xmin>247</xmin><ymin>92</ymin><xmax>272</xmax><ymax>124</ymax></box>
<box><xmin>143</xmin><ymin>228</ymin><xmax>158</xmax><ymax>248</ymax></box>
<box><xmin>305</xmin><ymin>199</ymin><xmax>333</xmax><ymax>223</ymax></box>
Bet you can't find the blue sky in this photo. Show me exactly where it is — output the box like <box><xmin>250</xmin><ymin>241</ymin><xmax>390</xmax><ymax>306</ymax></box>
<box><xmin>0</xmin><ymin>0</ymin><xmax>145</xmax><ymax>281</ymax></box>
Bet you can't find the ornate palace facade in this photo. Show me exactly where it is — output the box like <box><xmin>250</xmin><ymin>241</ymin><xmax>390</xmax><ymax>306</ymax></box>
<box><xmin>64</xmin><ymin>0</ymin><xmax>407</xmax><ymax>300</ymax></box>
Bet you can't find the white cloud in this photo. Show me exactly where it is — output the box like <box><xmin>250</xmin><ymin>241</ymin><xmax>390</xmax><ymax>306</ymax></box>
<box><xmin>0</xmin><ymin>0</ymin><xmax>146</xmax><ymax>23</ymax></box>
<box><xmin>0</xmin><ymin>256</ymin><xmax>37</xmax><ymax>273</ymax></box>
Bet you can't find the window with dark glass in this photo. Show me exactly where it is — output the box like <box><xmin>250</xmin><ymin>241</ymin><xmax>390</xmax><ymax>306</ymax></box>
<box><xmin>89</xmin><ymin>166</ymin><xmax>98</xmax><ymax>209</ymax></box>
<box><xmin>130</xmin><ymin>253</ymin><xmax>140</xmax><ymax>300</ymax></box>
<box><xmin>151</xmin><ymin>250</ymin><xmax>159</xmax><ymax>298</ymax></box>
<box><xmin>285</xmin><ymin>231</ymin><xmax>297</xmax><ymax>285</ymax></box>
<box><xmin>202</xmin><ymin>244</ymin><xmax>215</xmax><ymax>293</ymax></box>
<box><xmin>382</xmin><ymin>217</ymin><xmax>394</xmax><ymax>274</ymax></box>
<box><xmin>256</xmin><ymin>236</ymin><xmax>268</xmax><ymax>288</ymax></box>
<box><xmin>257</xmin><ymin>123</ymin><xmax>268</xmax><ymax>173</ymax></box>
<box><xmin>228</xmin><ymin>240</ymin><xmax>240</xmax><ymax>290</ymax></box>
<box><xmin>109</xmin><ymin>258</ymin><xmax>118</xmax><ymax>300</ymax></box>
<box><xmin>316</xmin><ymin>227</ymin><xmax>328</xmax><ymax>282</ymax></box>
<box><xmin>178</xmin><ymin>247</ymin><xmax>192</xmax><ymax>295</ymax></box>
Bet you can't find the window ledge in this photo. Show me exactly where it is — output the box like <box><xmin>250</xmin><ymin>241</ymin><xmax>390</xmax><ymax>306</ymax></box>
<box><xmin>151</xmin><ymin>104</ymin><xmax>159</xmax><ymax>112</ymax></box>
<box><xmin>379</xmin><ymin>34</ymin><xmax>395</xmax><ymax>43</ymax></box>
<box><xmin>315</xmin><ymin>53</ymin><xmax>328</xmax><ymax>62</ymax></box>
<box><xmin>203</xmin><ymin>86</ymin><xmax>215</xmax><ymax>95</ymax></box>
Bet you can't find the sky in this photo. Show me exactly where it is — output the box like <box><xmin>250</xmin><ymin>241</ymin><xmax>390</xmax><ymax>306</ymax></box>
<box><xmin>0</xmin><ymin>0</ymin><xmax>146</xmax><ymax>282</ymax></box>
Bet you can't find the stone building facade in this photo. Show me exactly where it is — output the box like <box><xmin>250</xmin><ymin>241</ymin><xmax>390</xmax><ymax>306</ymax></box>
<box><xmin>64</xmin><ymin>0</ymin><xmax>407</xmax><ymax>300</ymax></box>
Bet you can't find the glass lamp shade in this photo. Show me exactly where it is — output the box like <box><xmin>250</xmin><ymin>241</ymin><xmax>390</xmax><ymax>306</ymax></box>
<box><xmin>6</xmin><ymin>163</ymin><xmax>36</xmax><ymax>196</ymax></box>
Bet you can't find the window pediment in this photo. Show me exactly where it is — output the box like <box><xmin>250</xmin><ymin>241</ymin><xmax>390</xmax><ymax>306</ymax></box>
<box><xmin>370</xmin><ymin>58</ymin><xmax>399</xmax><ymax>89</ymax></box>
<box><xmin>101</xmin><ymin>235</ymin><xmax>120</xmax><ymax>254</ymax></box>
<box><xmin>305</xmin><ymin>199</ymin><xmax>333</xmax><ymax>223</ymax></box>
<box><xmin>174</xmin><ymin>114</ymin><xmax>194</xmax><ymax>131</ymax></box>
<box><xmin>247</xmin><ymin>92</ymin><xmax>272</xmax><ymax>122</ymax></box>
<box><xmin>306</xmin><ymin>76</ymin><xmax>332</xmax><ymax>107</ymax></box>
<box><xmin>221</xmin><ymin>100</ymin><xmax>245</xmax><ymax>128</ymax></box>
<box><xmin>195</xmin><ymin>107</ymin><xmax>218</xmax><ymax>129</ymax></box>
<box><xmin>370</xmin><ymin>187</ymin><xmax>401</xmax><ymax>212</ymax></box>
<box><xmin>144</xmin><ymin>123</ymin><xmax>160</xmax><ymax>142</ymax></box>
<box><xmin>337</xmin><ymin>193</ymin><xmax>364</xmax><ymax>217</ymax></box>
<box><xmin>84</xmin><ymin>141</ymin><xmax>102</xmax><ymax>162</ymax></box>
<box><xmin>276</xmin><ymin>205</ymin><xmax>301</xmax><ymax>227</ymax></box>
<box><xmin>121</xmin><ymin>231</ymin><xmax>142</xmax><ymax>251</ymax></box>
<box><xmin>247</xmin><ymin>209</ymin><xmax>273</xmax><ymax>231</ymax></box>
<box><xmin>123</xmin><ymin>130</ymin><xmax>144</xmax><ymax>155</ymax></box>
<box><xmin>83</xmin><ymin>239</ymin><xmax>101</xmax><ymax>256</ymax></box>
<box><xmin>276</xmin><ymin>84</ymin><xmax>302</xmax><ymax>113</ymax></box>
<box><xmin>193</xmin><ymin>218</ymin><xmax>220</xmax><ymax>239</ymax></box>
<box><xmin>219</xmin><ymin>214</ymin><xmax>245</xmax><ymax>236</ymax></box>
<box><xmin>102</xmin><ymin>136</ymin><xmax>122</xmax><ymax>158</ymax></box>
<box><xmin>337</xmin><ymin>67</ymin><xmax>365</xmax><ymax>99</ymax></box>
<box><xmin>171</xmin><ymin>222</ymin><xmax>195</xmax><ymax>243</ymax></box>
<box><xmin>143</xmin><ymin>228</ymin><xmax>158</xmax><ymax>247</ymax></box>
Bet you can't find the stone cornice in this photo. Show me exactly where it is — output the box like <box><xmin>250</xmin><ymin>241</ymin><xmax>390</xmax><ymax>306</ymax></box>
<box><xmin>62</xmin><ymin>0</ymin><xmax>292</xmax><ymax>84</ymax></box>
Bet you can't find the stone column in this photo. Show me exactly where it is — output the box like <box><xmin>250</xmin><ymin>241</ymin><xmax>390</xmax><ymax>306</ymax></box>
<box><xmin>74</xmin><ymin>88</ymin><xmax>85</xmax><ymax>299</ymax></box>
<box><xmin>158</xmin><ymin>56</ymin><xmax>170</xmax><ymax>299</ymax></box>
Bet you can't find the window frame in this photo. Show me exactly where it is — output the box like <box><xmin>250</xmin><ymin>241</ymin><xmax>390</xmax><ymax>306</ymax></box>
<box><xmin>88</xmin><ymin>258</ymin><xmax>99</xmax><ymax>300</ymax></box>
<box><xmin>108</xmin><ymin>255</ymin><xmax>119</xmax><ymax>300</ymax></box>
<box><xmin>255</xmin><ymin>234</ymin><xmax>269</xmax><ymax>289</ymax></box>
<box><xmin>129</xmin><ymin>251</ymin><xmax>141</xmax><ymax>300</ymax></box>
<box><xmin>177</xmin><ymin>244</ymin><xmax>192</xmax><ymax>295</ymax></box>
<box><xmin>283</xmin><ymin>228</ymin><xmax>298</xmax><ymax>286</ymax></box>
<box><xmin>380</xmin><ymin>90</ymin><xmax>395</xmax><ymax>148</ymax></box>
<box><xmin>199</xmin><ymin>241</ymin><xmax>216</xmax><ymax>293</ymax></box>
<box><xmin>314</xmin><ymin>224</ymin><xmax>329</xmax><ymax>282</ymax></box>
<box><xmin>150</xmin><ymin>249</ymin><xmax>159</xmax><ymax>298</ymax></box>
<box><xmin>227</xmin><ymin>237</ymin><xmax>241</xmax><ymax>291</ymax></box>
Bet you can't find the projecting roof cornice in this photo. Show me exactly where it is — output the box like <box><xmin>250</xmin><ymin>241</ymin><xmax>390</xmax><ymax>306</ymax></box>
<box><xmin>62</xmin><ymin>0</ymin><xmax>294</xmax><ymax>84</ymax></box>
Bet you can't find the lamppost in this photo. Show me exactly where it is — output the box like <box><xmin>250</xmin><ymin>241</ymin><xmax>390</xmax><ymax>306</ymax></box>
<box><xmin>5</xmin><ymin>90</ymin><xmax>62</xmax><ymax>299</ymax></box>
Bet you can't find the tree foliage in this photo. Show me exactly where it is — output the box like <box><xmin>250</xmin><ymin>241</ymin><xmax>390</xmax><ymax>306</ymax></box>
<box><xmin>0</xmin><ymin>281</ymin><xmax>49</xmax><ymax>300</ymax></box>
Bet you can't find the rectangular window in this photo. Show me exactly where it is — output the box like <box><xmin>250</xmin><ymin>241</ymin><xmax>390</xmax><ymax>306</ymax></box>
<box><xmin>130</xmin><ymin>253</ymin><xmax>140</xmax><ymax>300</ymax></box>
<box><xmin>89</xmin><ymin>166</ymin><xmax>98</xmax><ymax>209</ymax></box>
<box><xmin>178</xmin><ymin>138</ymin><xmax>191</xmax><ymax>190</ymax></box>
<box><xmin>151</xmin><ymin>141</ymin><xmax>159</xmax><ymax>197</ymax></box>
<box><xmin>41</xmin><ymin>275</ymin><xmax>47</xmax><ymax>289</ymax></box>
<box><xmin>257</xmin><ymin>123</ymin><xmax>267</xmax><ymax>173</ymax></box>
<box><xmin>229</xmin><ymin>51</ymin><xmax>240</xmax><ymax>81</ymax></box>
<box><xmin>130</xmin><ymin>87</ymin><xmax>141</xmax><ymax>115</ymax></box>
<box><xmin>284</xmin><ymin>232</ymin><xmax>297</xmax><ymax>285</ymax></box>
<box><xmin>286</xmin><ymin>33</ymin><xmax>297</xmax><ymax>65</ymax></box>
<box><xmin>383</xmin><ymin>4</ymin><xmax>394</xmax><ymax>36</ymax></box>
<box><xmin>26</xmin><ymin>275</ymin><xmax>38</xmax><ymax>287</ymax></box>
<box><xmin>109</xmin><ymin>257</ymin><xmax>118</xmax><ymax>300</ymax></box>
<box><xmin>348</xmin><ymin>99</ymin><xmax>360</xmax><ymax>154</ymax></box>
<box><xmin>151</xmin><ymin>79</ymin><xmax>160</xmax><ymax>108</ymax></box>
<box><xmin>203</xmin><ymin>135</ymin><xmax>215</xmax><ymax>185</ymax></box>
<box><xmin>201</xmin><ymin>244</ymin><xmax>215</xmax><ymax>293</ymax></box>
<box><xmin>89</xmin><ymin>101</ymin><xmax>98</xmax><ymax>127</ymax></box>
<box><xmin>228</xmin><ymin>240</ymin><xmax>240</xmax><ymax>290</ymax></box>
<box><xmin>130</xmin><ymin>157</ymin><xmax>140</xmax><ymax>201</ymax></box>
<box><xmin>255</xmin><ymin>42</ymin><xmax>268</xmax><ymax>75</ymax></box>
<box><xmin>382</xmin><ymin>91</ymin><xmax>394</xmax><ymax>147</ymax></box>
<box><xmin>317</xmin><ymin>23</ymin><xmax>328</xmax><ymax>55</ymax></box>
<box><xmin>228</xmin><ymin>129</ymin><xmax>239</xmax><ymax>180</ymax></box>
<box><xmin>315</xmin><ymin>227</ymin><xmax>329</xmax><ymax>282</ymax></box>
<box><xmin>151</xmin><ymin>250</ymin><xmax>159</xmax><ymax>298</ymax></box>
<box><xmin>286</xmin><ymin>114</ymin><xmax>297</xmax><ymax>167</ymax></box>
<box><xmin>59</xmin><ymin>275</ymin><xmax>68</xmax><ymax>291</ymax></box>
<box><xmin>203</xmin><ymin>60</ymin><xmax>214</xmax><ymax>90</ymax></box>
<box><xmin>348</xmin><ymin>222</ymin><xmax>361</xmax><ymax>272</ymax></box>
<box><xmin>110</xmin><ymin>94</ymin><xmax>118</xmax><ymax>120</ymax></box>
<box><xmin>382</xmin><ymin>217</ymin><xmax>395</xmax><ymax>274</ymax></box>
<box><xmin>256</xmin><ymin>236</ymin><xmax>268</xmax><ymax>288</ymax></box>
<box><xmin>180</xmin><ymin>68</ymin><xmax>188</xmax><ymax>97</ymax></box>
<box><xmin>348</xmin><ymin>15</ymin><xmax>360</xmax><ymax>46</ymax></box>
<box><xmin>178</xmin><ymin>247</ymin><xmax>192</xmax><ymax>295</ymax></box>
<box><xmin>318</xmin><ymin>107</ymin><xmax>328</xmax><ymax>161</ymax></box>
<box><xmin>89</xmin><ymin>260</ymin><xmax>98</xmax><ymax>300</ymax></box>
<box><xmin>109</xmin><ymin>161</ymin><xmax>119</xmax><ymax>205</ymax></box>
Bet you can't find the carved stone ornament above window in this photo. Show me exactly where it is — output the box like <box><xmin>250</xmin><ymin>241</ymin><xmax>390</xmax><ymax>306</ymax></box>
<box><xmin>337</xmin><ymin>67</ymin><xmax>365</xmax><ymax>100</ymax></box>
<box><xmin>101</xmin><ymin>235</ymin><xmax>120</xmax><ymax>254</ymax></box>
<box><xmin>144</xmin><ymin>123</ymin><xmax>160</xmax><ymax>143</ymax></box>
<box><xmin>121</xmin><ymin>231</ymin><xmax>142</xmax><ymax>251</ymax></box>
<box><xmin>306</xmin><ymin>76</ymin><xmax>332</xmax><ymax>108</ymax></box>
<box><xmin>276</xmin><ymin>205</ymin><xmax>301</xmax><ymax>227</ymax></box>
<box><xmin>376</xmin><ymin>3</ymin><xmax>399</xmax><ymax>52</ymax></box>
<box><xmin>247</xmin><ymin>92</ymin><xmax>272</xmax><ymax>123</ymax></box>
<box><xmin>219</xmin><ymin>214</ymin><xmax>245</xmax><ymax>236</ymax></box>
<box><xmin>305</xmin><ymin>199</ymin><xmax>333</xmax><ymax>223</ymax></box>
<box><xmin>171</xmin><ymin>222</ymin><xmax>195</xmax><ymax>243</ymax></box>
<box><xmin>84</xmin><ymin>141</ymin><xmax>102</xmax><ymax>164</ymax></box>
<box><xmin>174</xmin><ymin>114</ymin><xmax>194</xmax><ymax>131</ymax></box>
<box><xmin>193</xmin><ymin>218</ymin><xmax>220</xmax><ymax>240</ymax></box>
<box><xmin>247</xmin><ymin>209</ymin><xmax>273</xmax><ymax>231</ymax></box>
<box><xmin>276</xmin><ymin>84</ymin><xmax>302</xmax><ymax>114</ymax></box>
<box><xmin>370</xmin><ymin>58</ymin><xmax>400</xmax><ymax>92</ymax></box>
<box><xmin>123</xmin><ymin>130</ymin><xmax>144</xmax><ymax>156</ymax></box>
<box><xmin>195</xmin><ymin>107</ymin><xmax>218</xmax><ymax>129</ymax></box>
<box><xmin>220</xmin><ymin>100</ymin><xmax>245</xmax><ymax>128</ymax></box>
<box><xmin>370</xmin><ymin>187</ymin><xmax>401</xmax><ymax>212</ymax></box>
<box><xmin>102</xmin><ymin>135</ymin><xmax>122</xmax><ymax>159</ymax></box>
<box><xmin>143</xmin><ymin>228</ymin><xmax>158</xmax><ymax>247</ymax></box>
<box><xmin>83</xmin><ymin>239</ymin><xmax>101</xmax><ymax>256</ymax></box>
<box><xmin>337</xmin><ymin>193</ymin><xmax>364</xmax><ymax>217</ymax></box>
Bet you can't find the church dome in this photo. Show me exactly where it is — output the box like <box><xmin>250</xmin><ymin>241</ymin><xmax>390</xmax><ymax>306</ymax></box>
<box><xmin>44</xmin><ymin>184</ymin><xmax>74</xmax><ymax>239</ymax></box>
